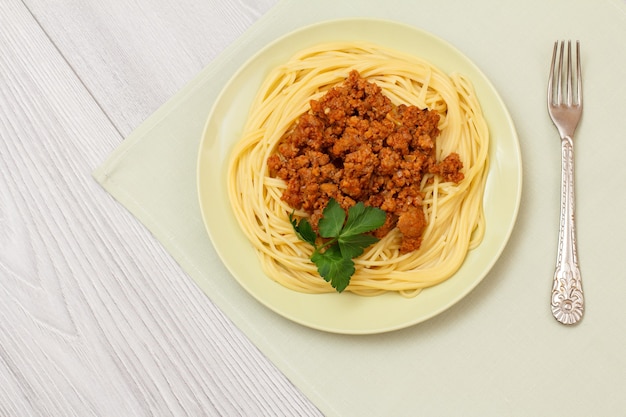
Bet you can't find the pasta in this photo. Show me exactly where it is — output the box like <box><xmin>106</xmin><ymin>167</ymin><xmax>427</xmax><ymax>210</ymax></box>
<box><xmin>227</xmin><ymin>42</ymin><xmax>489</xmax><ymax>297</ymax></box>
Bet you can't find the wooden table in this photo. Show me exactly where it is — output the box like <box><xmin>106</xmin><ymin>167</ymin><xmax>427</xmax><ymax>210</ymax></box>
<box><xmin>0</xmin><ymin>1</ymin><xmax>322</xmax><ymax>415</ymax></box>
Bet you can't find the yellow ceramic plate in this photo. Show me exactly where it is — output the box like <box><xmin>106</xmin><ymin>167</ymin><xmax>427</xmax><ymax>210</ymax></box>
<box><xmin>197</xmin><ymin>18</ymin><xmax>521</xmax><ymax>334</ymax></box>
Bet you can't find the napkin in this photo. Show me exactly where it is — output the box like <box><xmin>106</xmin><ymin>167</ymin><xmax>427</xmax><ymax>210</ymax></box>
<box><xmin>94</xmin><ymin>0</ymin><xmax>626</xmax><ymax>415</ymax></box>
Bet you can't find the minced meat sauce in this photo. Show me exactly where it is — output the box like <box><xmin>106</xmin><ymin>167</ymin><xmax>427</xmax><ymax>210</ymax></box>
<box><xmin>267</xmin><ymin>70</ymin><xmax>463</xmax><ymax>253</ymax></box>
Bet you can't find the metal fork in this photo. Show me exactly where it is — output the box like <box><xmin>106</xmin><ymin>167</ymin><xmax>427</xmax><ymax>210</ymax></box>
<box><xmin>547</xmin><ymin>40</ymin><xmax>584</xmax><ymax>325</ymax></box>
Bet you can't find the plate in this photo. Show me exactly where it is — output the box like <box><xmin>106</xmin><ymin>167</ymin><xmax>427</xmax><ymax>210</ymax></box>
<box><xmin>197</xmin><ymin>18</ymin><xmax>522</xmax><ymax>334</ymax></box>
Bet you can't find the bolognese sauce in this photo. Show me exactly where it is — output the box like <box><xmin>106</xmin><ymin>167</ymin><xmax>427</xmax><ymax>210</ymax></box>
<box><xmin>267</xmin><ymin>70</ymin><xmax>463</xmax><ymax>253</ymax></box>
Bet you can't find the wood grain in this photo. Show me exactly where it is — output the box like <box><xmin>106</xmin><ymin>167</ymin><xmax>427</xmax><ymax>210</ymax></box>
<box><xmin>0</xmin><ymin>0</ymin><xmax>320</xmax><ymax>415</ymax></box>
<box><xmin>23</xmin><ymin>0</ymin><xmax>279</xmax><ymax>137</ymax></box>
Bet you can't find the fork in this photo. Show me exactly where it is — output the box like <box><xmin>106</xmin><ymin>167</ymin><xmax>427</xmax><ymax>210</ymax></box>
<box><xmin>547</xmin><ymin>40</ymin><xmax>584</xmax><ymax>325</ymax></box>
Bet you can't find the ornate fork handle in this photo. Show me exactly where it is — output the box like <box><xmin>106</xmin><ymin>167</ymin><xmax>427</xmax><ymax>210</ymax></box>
<box><xmin>551</xmin><ymin>135</ymin><xmax>584</xmax><ymax>324</ymax></box>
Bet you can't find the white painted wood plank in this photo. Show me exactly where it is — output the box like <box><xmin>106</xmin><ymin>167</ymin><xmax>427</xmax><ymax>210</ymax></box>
<box><xmin>23</xmin><ymin>0</ymin><xmax>279</xmax><ymax>136</ymax></box>
<box><xmin>0</xmin><ymin>1</ymin><xmax>319</xmax><ymax>415</ymax></box>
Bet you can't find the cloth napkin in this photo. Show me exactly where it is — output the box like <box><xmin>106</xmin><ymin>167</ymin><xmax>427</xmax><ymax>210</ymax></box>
<box><xmin>94</xmin><ymin>0</ymin><xmax>626</xmax><ymax>415</ymax></box>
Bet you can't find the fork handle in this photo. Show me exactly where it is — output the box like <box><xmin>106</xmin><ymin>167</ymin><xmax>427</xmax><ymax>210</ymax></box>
<box><xmin>551</xmin><ymin>136</ymin><xmax>584</xmax><ymax>324</ymax></box>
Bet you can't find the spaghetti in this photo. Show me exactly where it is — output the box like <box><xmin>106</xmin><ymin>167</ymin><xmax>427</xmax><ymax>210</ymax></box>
<box><xmin>227</xmin><ymin>42</ymin><xmax>489</xmax><ymax>296</ymax></box>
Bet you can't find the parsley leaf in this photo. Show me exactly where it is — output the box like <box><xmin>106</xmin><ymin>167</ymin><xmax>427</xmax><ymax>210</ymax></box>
<box><xmin>311</xmin><ymin>245</ymin><xmax>355</xmax><ymax>293</ymax></box>
<box><xmin>338</xmin><ymin>233</ymin><xmax>380</xmax><ymax>259</ymax></box>
<box><xmin>289</xmin><ymin>198</ymin><xmax>386</xmax><ymax>293</ymax></box>
<box><xmin>289</xmin><ymin>212</ymin><xmax>317</xmax><ymax>246</ymax></box>
<box><xmin>342</xmin><ymin>202</ymin><xmax>388</xmax><ymax>236</ymax></box>
<box><xmin>317</xmin><ymin>199</ymin><xmax>345</xmax><ymax>238</ymax></box>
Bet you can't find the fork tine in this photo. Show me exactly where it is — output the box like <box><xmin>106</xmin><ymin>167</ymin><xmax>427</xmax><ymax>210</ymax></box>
<box><xmin>548</xmin><ymin>41</ymin><xmax>558</xmax><ymax>105</ymax></box>
<box><xmin>566</xmin><ymin>41</ymin><xmax>573</xmax><ymax>106</ymax></box>
<box><xmin>557</xmin><ymin>41</ymin><xmax>564</xmax><ymax>105</ymax></box>
<box><xmin>576</xmin><ymin>40</ymin><xmax>582</xmax><ymax>106</ymax></box>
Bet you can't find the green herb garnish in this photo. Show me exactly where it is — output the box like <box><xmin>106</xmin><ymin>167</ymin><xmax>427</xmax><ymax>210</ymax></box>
<box><xmin>289</xmin><ymin>198</ymin><xmax>386</xmax><ymax>293</ymax></box>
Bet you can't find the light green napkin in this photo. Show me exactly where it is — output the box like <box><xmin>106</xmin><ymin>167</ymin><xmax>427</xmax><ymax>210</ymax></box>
<box><xmin>94</xmin><ymin>0</ymin><xmax>626</xmax><ymax>415</ymax></box>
